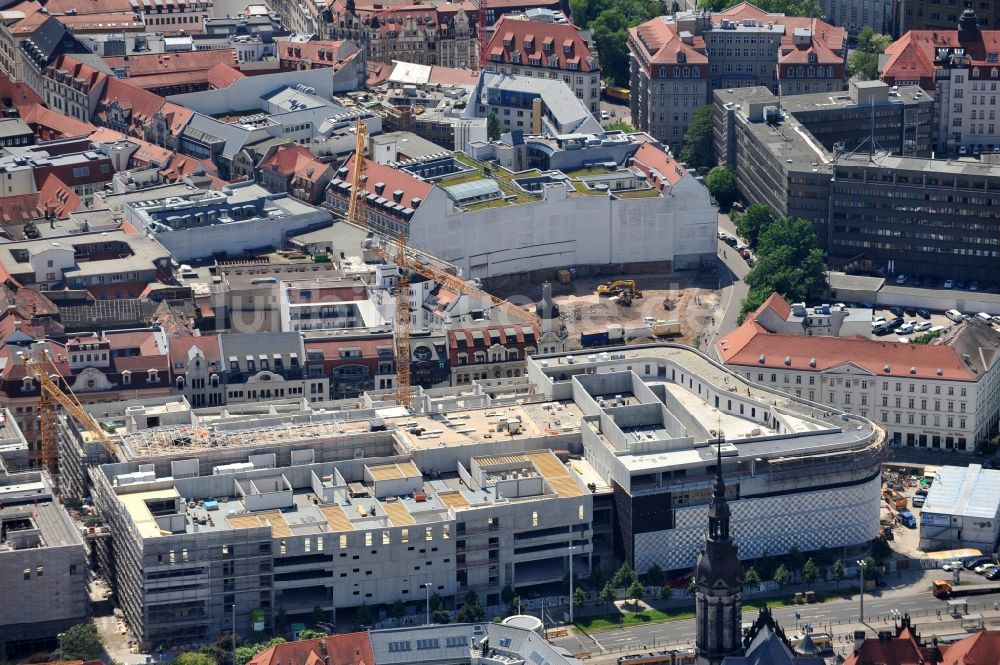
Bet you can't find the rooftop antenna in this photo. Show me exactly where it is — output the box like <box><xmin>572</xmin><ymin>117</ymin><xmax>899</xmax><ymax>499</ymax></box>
<box><xmin>840</xmin><ymin>96</ymin><xmax>885</xmax><ymax>164</ymax></box>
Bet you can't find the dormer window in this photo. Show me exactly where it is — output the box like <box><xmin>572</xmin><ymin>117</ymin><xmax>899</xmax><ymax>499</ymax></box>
<box><xmin>21</xmin><ymin>377</ymin><xmax>32</xmax><ymax>391</ymax></box>
<box><xmin>808</xmin><ymin>52</ymin><xmax>817</xmax><ymax>63</ymax></box>
<box><xmin>677</xmin><ymin>52</ymin><xmax>686</xmax><ymax>64</ymax></box>
<box><xmin>147</xmin><ymin>369</ymin><xmax>159</xmax><ymax>383</ymax></box>
<box><xmin>122</xmin><ymin>370</ymin><xmax>131</xmax><ymax>385</ymax></box>
<box><xmin>523</xmin><ymin>37</ymin><xmax>533</xmax><ymax>50</ymax></box>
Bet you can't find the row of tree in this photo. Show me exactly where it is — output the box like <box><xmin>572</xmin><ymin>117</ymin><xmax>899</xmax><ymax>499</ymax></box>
<box><xmin>567</xmin><ymin>0</ymin><xmax>670</xmax><ymax>85</ymax></box>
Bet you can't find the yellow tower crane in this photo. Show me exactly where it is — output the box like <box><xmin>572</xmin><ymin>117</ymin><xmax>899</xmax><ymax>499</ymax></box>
<box><xmin>18</xmin><ymin>349</ymin><xmax>117</xmax><ymax>474</ymax></box>
<box><xmin>346</xmin><ymin>117</ymin><xmax>414</xmax><ymax>409</ymax></box>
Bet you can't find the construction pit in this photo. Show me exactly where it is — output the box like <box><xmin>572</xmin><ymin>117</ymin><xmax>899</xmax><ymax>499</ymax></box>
<box><xmin>490</xmin><ymin>270</ymin><xmax>721</xmax><ymax>351</ymax></box>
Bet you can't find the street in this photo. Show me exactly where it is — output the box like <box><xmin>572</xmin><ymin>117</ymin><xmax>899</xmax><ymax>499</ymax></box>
<box><xmin>703</xmin><ymin>213</ymin><xmax>750</xmax><ymax>359</ymax></box>
<box><xmin>553</xmin><ymin>583</ymin><xmax>1000</xmax><ymax>658</ymax></box>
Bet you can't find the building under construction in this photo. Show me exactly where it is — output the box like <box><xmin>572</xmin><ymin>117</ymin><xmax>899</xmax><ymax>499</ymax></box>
<box><xmin>82</xmin><ymin>343</ymin><xmax>884</xmax><ymax>648</ymax></box>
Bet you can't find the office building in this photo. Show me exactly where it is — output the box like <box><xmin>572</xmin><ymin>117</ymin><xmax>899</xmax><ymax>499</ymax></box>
<box><xmin>628</xmin><ymin>3</ymin><xmax>847</xmax><ymax>145</ymax></box>
<box><xmin>918</xmin><ymin>464</ymin><xmax>1000</xmax><ymax>551</ymax></box>
<box><xmin>717</xmin><ymin>294</ymin><xmax>1000</xmax><ymax>454</ymax></box>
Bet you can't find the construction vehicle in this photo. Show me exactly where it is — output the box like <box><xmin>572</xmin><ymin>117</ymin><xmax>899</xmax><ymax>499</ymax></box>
<box><xmin>931</xmin><ymin>579</ymin><xmax>1000</xmax><ymax>599</ymax></box>
<box><xmin>18</xmin><ymin>348</ymin><xmax>117</xmax><ymax>475</ymax></box>
<box><xmin>596</xmin><ymin>279</ymin><xmax>641</xmax><ymax>298</ymax></box>
<box><xmin>345</xmin><ymin>118</ymin><xmax>537</xmax><ymax>410</ymax></box>
<box><xmin>652</xmin><ymin>320</ymin><xmax>682</xmax><ymax>337</ymax></box>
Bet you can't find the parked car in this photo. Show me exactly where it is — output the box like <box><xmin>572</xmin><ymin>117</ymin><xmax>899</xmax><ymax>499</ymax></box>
<box><xmin>916</xmin><ymin>308</ymin><xmax>930</xmax><ymax>319</ymax></box>
<box><xmin>946</xmin><ymin>309</ymin><xmax>965</xmax><ymax>322</ymax></box>
<box><xmin>913</xmin><ymin>321</ymin><xmax>932</xmax><ymax>332</ymax></box>
<box><xmin>898</xmin><ymin>323</ymin><xmax>915</xmax><ymax>335</ymax></box>
<box><xmin>889</xmin><ymin>317</ymin><xmax>905</xmax><ymax>329</ymax></box>
<box><xmin>889</xmin><ymin>306</ymin><xmax>905</xmax><ymax>317</ymax></box>
<box><xmin>970</xmin><ymin>282</ymin><xmax>979</xmax><ymax>291</ymax></box>
<box><xmin>944</xmin><ymin>279</ymin><xmax>955</xmax><ymax>289</ymax></box>
<box><xmin>975</xmin><ymin>562</ymin><xmax>997</xmax><ymax>574</ymax></box>
<box><xmin>911</xmin><ymin>494</ymin><xmax>925</xmax><ymax>508</ymax></box>
<box><xmin>987</xmin><ymin>568</ymin><xmax>1000</xmax><ymax>581</ymax></box>
<box><xmin>904</xmin><ymin>307</ymin><xmax>917</xmax><ymax>316</ymax></box>
<box><xmin>896</xmin><ymin>274</ymin><xmax>908</xmax><ymax>284</ymax></box>
<box><xmin>724</xmin><ymin>236</ymin><xmax>738</xmax><ymax>247</ymax></box>
<box><xmin>871</xmin><ymin>316</ymin><xmax>887</xmax><ymax>327</ymax></box>
<box><xmin>942</xmin><ymin>561</ymin><xmax>964</xmax><ymax>572</ymax></box>
<box><xmin>873</xmin><ymin>325</ymin><xmax>892</xmax><ymax>336</ymax></box>
<box><xmin>965</xmin><ymin>557</ymin><xmax>992</xmax><ymax>570</ymax></box>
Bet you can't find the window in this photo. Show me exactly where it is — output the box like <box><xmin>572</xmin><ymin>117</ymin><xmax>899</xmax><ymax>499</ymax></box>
<box><xmin>532</xmin><ymin>511</ymin><xmax>538</xmax><ymax>526</ymax></box>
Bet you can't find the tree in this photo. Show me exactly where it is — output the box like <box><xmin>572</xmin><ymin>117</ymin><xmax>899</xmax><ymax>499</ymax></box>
<box><xmin>801</xmin><ymin>558</ymin><xmax>819</xmax><ymax>585</ymax></box>
<box><xmin>604</xmin><ymin>120</ymin><xmax>637</xmax><ymax>133</ymax></box>
<box><xmin>235</xmin><ymin>639</ymin><xmax>286</xmax><ymax>665</ymax></box>
<box><xmin>671</xmin><ymin>1</ymin><xmax>681</xmax><ymax>13</ymax></box>
<box><xmin>355</xmin><ymin>604</ymin><xmax>374</xmax><ymax>627</ymax></box>
<box><xmin>431</xmin><ymin>609</ymin><xmax>451</xmax><ymax>624</ymax></box>
<box><xmin>679</xmin><ymin>105</ymin><xmax>716</xmax><ymax>171</ymax></box>
<box><xmin>508</xmin><ymin>596</ymin><xmax>522</xmax><ymax>616</ymax></box>
<box><xmin>815</xmin><ymin>546</ymin><xmax>835</xmax><ymax>572</ymax></box>
<box><xmin>740</xmin><ymin>216</ymin><xmax>828</xmax><ymax>320</ymax></box>
<box><xmin>744</xmin><ymin>566</ymin><xmax>761</xmax><ymax>594</ymax></box>
<box><xmin>311</xmin><ymin>605</ymin><xmax>326</xmax><ymax>626</ymax></box>
<box><xmin>643</xmin><ymin>564</ymin><xmax>665</xmax><ymax>587</ymax></box>
<box><xmin>757</xmin><ymin>555</ymin><xmax>779</xmax><ymax>581</ymax></box>
<box><xmin>705</xmin><ymin>166</ymin><xmax>738</xmax><ymax>210</ymax></box>
<box><xmin>686</xmin><ymin>577</ymin><xmax>697</xmax><ymax>597</ymax></box>
<box><xmin>572</xmin><ymin>586</ymin><xmax>588</xmax><ymax>613</ymax></box>
<box><xmin>660</xmin><ymin>583</ymin><xmax>673</xmax><ymax>603</ymax></box>
<box><xmin>389</xmin><ymin>599</ymin><xmax>406</xmax><ymax>620</ymax></box>
<box><xmin>733</xmin><ymin>203</ymin><xmax>774</xmax><ymax>247</ymax></box>
<box><xmin>599</xmin><ymin>582</ymin><xmax>616</xmax><ymax>617</ymax></box>
<box><xmin>848</xmin><ymin>26</ymin><xmax>893</xmax><ymax>80</ymax></box>
<box><xmin>612</xmin><ymin>562</ymin><xmax>638</xmax><ymax>589</ymax></box>
<box><xmin>772</xmin><ymin>564</ymin><xmax>791</xmax><ymax>589</ymax></box>
<box><xmin>832</xmin><ymin>559</ymin><xmax>845</xmax><ymax>592</ymax></box>
<box><xmin>487</xmin><ymin>111</ymin><xmax>502</xmax><ymax>142</ymax></box>
<box><xmin>274</xmin><ymin>608</ymin><xmax>288</xmax><ymax>632</ymax></box>
<box><xmin>297</xmin><ymin>630</ymin><xmax>328</xmax><ymax>640</ymax></box>
<box><xmin>500</xmin><ymin>585</ymin><xmax>515</xmax><ymax>607</ymax></box>
<box><xmin>175</xmin><ymin>654</ymin><xmax>217</xmax><ymax>665</ymax></box>
<box><xmin>626</xmin><ymin>579</ymin><xmax>645</xmax><ymax>610</ymax></box>
<box><xmin>785</xmin><ymin>546</ymin><xmax>804</xmax><ymax>580</ymax></box>
<box><xmin>871</xmin><ymin>537</ymin><xmax>894</xmax><ymax>565</ymax></box>
<box><xmin>590</xmin><ymin>8</ymin><xmax>633</xmax><ymax>85</ymax></box>
<box><xmin>60</xmin><ymin>624</ymin><xmax>102</xmax><ymax>661</ymax></box>
<box><xmin>456</xmin><ymin>591</ymin><xmax>485</xmax><ymax>623</ymax></box>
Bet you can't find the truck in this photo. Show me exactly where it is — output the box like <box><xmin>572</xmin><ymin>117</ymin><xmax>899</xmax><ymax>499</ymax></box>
<box><xmin>653</xmin><ymin>320</ymin><xmax>682</xmax><ymax>337</ymax></box>
<box><xmin>932</xmin><ymin>579</ymin><xmax>1000</xmax><ymax>599</ymax></box>
<box><xmin>899</xmin><ymin>511</ymin><xmax>917</xmax><ymax>528</ymax></box>
<box><xmin>580</xmin><ymin>329</ymin><xmax>610</xmax><ymax>347</ymax></box>
<box><xmin>604</xmin><ymin>85</ymin><xmax>630</xmax><ymax>103</ymax></box>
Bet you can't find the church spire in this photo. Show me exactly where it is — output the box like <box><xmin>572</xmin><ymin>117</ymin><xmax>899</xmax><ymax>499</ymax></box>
<box><xmin>708</xmin><ymin>438</ymin><xmax>731</xmax><ymax>541</ymax></box>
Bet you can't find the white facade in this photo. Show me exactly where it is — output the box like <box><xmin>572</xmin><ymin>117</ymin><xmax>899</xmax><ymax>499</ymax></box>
<box><xmin>731</xmin><ymin>362</ymin><xmax>992</xmax><ymax>453</ymax></box>
<box><xmin>935</xmin><ymin>64</ymin><xmax>1000</xmax><ymax>154</ymax></box>
<box><xmin>408</xmin><ymin>177</ymin><xmax>717</xmax><ymax>279</ymax></box>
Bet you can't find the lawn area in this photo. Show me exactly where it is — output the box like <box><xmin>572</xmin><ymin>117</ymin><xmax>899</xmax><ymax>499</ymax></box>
<box><xmin>439</xmin><ymin>171</ymin><xmax>486</xmax><ymax>187</ymax></box>
<box><xmin>574</xmin><ymin>606</ymin><xmax>696</xmax><ymax>633</ymax></box>
<box><xmin>564</xmin><ymin>166</ymin><xmax>615</xmax><ymax>177</ymax></box>
<box><xmin>465</xmin><ymin>198</ymin><xmax>510</xmax><ymax>211</ymax></box>
<box><xmin>454</xmin><ymin>152</ymin><xmax>480</xmax><ymax>168</ymax></box>
<box><xmin>745</xmin><ymin>590</ymin><xmax>850</xmax><ymax>610</ymax></box>
<box><xmin>617</xmin><ymin>188</ymin><xmax>662</xmax><ymax>198</ymax></box>
<box><xmin>569</xmin><ymin>181</ymin><xmax>606</xmax><ymax>196</ymax></box>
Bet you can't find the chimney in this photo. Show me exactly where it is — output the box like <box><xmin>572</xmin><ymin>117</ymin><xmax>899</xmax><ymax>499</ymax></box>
<box><xmin>853</xmin><ymin>630</ymin><xmax>866</xmax><ymax>653</ymax></box>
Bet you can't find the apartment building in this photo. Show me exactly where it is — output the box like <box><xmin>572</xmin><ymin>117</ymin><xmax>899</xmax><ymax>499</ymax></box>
<box><xmin>447</xmin><ymin>324</ymin><xmax>541</xmax><ymax>385</ymax></box>
<box><xmin>628</xmin><ymin>3</ymin><xmax>847</xmax><ymax>145</ymax></box>
<box><xmin>323</xmin><ymin>4</ymin><xmax>479</xmax><ymax>69</ymax></box>
<box><xmin>818</xmin><ymin>0</ymin><xmax>897</xmax><ymax>35</ymax></box>
<box><xmin>882</xmin><ymin>9</ymin><xmax>1000</xmax><ymax>153</ymax></box>
<box><xmin>469</xmin><ymin>72</ymin><xmax>604</xmax><ymax>136</ymax></box>
<box><xmin>134</xmin><ymin>0</ymin><xmax>212</xmax><ymax>33</ymax></box>
<box><xmin>717</xmin><ymin>294</ymin><xmax>1000</xmax><ymax>453</ymax></box>
<box><xmin>168</xmin><ymin>337</ymin><xmax>225</xmax><ymax>409</ymax></box>
<box><xmin>0</xmin><ymin>469</ymin><xmax>90</xmax><ymax>659</ymax></box>
<box><xmin>482</xmin><ymin>15</ymin><xmax>601</xmax><ymax>113</ymax></box>
<box><xmin>218</xmin><ymin>332</ymin><xmax>329</xmax><ymax>404</ymax></box>
<box><xmin>278</xmin><ymin>280</ymin><xmax>384</xmax><ymax>333</ymax></box>
<box><xmin>898</xmin><ymin>0</ymin><xmax>999</xmax><ymax>32</ymax></box>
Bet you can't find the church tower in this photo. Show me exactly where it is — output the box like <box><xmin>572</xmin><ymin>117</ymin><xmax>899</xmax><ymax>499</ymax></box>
<box><xmin>695</xmin><ymin>442</ymin><xmax>743</xmax><ymax>665</ymax></box>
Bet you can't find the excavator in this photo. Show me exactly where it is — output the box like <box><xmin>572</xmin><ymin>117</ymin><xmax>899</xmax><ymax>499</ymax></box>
<box><xmin>596</xmin><ymin>279</ymin><xmax>642</xmax><ymax>301</ymax></box>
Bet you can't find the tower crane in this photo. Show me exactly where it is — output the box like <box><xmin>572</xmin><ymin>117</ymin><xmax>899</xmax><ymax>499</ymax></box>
<box><xmin>344</xmin><ymin>118</ymin><xmax>538</xmax><ymax>410</ymax></box>
<box><xmin>18</xmin><ymin>349</ymin><xmax>117</xmax><ymax>474</ymax></box>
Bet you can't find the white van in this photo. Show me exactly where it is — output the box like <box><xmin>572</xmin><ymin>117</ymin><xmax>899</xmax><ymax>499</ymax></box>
<box><xmin>928</xmin><ymin>325</ymin><xmax>947</xmax><ymax>334</ymax></box>
<box><xmin>976</xmin><ymin>312</ymin><xmax>992</xmax><ymax>323</ymax></box>
<box><xmin>946</xmin><ymin>309</ymin><xmax>964</xmax><ymax>322</ymax></box>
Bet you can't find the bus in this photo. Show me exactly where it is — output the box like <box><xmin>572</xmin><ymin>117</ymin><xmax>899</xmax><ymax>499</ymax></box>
<box><xmin>605</xmin><ymin>85</ymin><xmax>631</xmax><ymax>103</ymax></box>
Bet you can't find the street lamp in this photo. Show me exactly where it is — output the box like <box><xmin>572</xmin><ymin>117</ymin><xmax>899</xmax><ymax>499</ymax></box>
<box><xmin>57</xmin><ymin>632</ymin><xmax>65</xmax><ymax>661</ymax></box>
<box><xmin>857</xmin><ymin>560</ymin><xmax>866</xmax><ymax>623</ymax></box>
<box><xmin>421</xmin><ymin>583</ymin><xmax>432</xmax><ymax>625</ymax></box>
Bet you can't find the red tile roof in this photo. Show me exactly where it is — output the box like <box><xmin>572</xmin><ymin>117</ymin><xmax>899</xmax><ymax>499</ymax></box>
<box><xmin>630</xmin><ymin>142</ymin><xmax>686</xmax><ymax>188</ymax></box>
<box><xmin>22</xmin><ymin>104</ymin><xmax>97</xmax><ymax>139</ymax></box>
<box><xmin>43</xmin><ymin>0</ymin><xmax>136</xmax><ymax>15</ymax></box>
<box><xmin>104</xmin><ymin>51</ymin><xmax>238</xmax><ymax>88</ymax></box>
<box><xmin>367</xmin><ymin>61</ymin><xmax>392</xmax><ymax>86</ymax></box>
<box><xmin>286</xmin><ymin>284</ymin><xmax>368</xmax><ymax>303</ymax></box>
<box><xmin>207</xmin><ymin>62</ymin><xmax>245</xmax><ymax>89</ymax></box>
<box><xmin>168</xmin><ymin>335</ymin><xmax>222</xmax><ymax>370</ymax></box>
<box><xmin>843</xmin><ymin>627</ymin><xmax>928</xmax><ymax>665</ymax></box>
<box><xmin>279</xmin><ymin>40</ymin><xmax>356</xmax><ymax>67</ymax></box>
<box><xmin>426</xmin><ymin>65</ymin><xmax>478</xmax><ymax>86</ymax></box>
<box><xmin>99</xmin><ymin>76</ymin><xmax>165</xmax><ymax>127</ymax></box>
<box><xmin>880</xmin><ymin>28</ymin><xmax>1000</xmax><ymax>89</ymax></box>
<box><xmin>333</xmin><ymin>154</ymin><xmax>433</xmax><ymax>209</ymax></box>
<box><xmin>245</xmin><ymin>633</ymin><xmax>374</xmax><ymax>665</ymax></box>
<box><xmin>48</xmin><ymin>54</ymin><xmax>108</xmax><ymax>95</ymax></box>
<box><xmin>260</xmin><ymin>145</ymin><xmax>330</xmax><ymax>183</ymax></box>
<box><xmin>158</xmin><ymin>102</ymin><xmax>194</xmax><ymax>136</ymax></box>
<box><xmin>0</xmin><ymin>173</ymin><xmax>80</xmax><ymax>225</ymax></box>
<box><xmin>716</xmin><ymin>293</ymin><xmax>979</xmax><ymax>381</ymax></box>
<box><xmin>0</xmin><ymin>75</ymin><xmax>44</xmax><ymax>116</ymax></box>
<box><xmin>485</xmin><ymin>16</ymin><xmax>596</xmax><ymax>72</ymax></box>
<box><xmin>939</xmin><ymin>630</ymin><xmax>1000</xmax><ymax>665</ymax></box>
